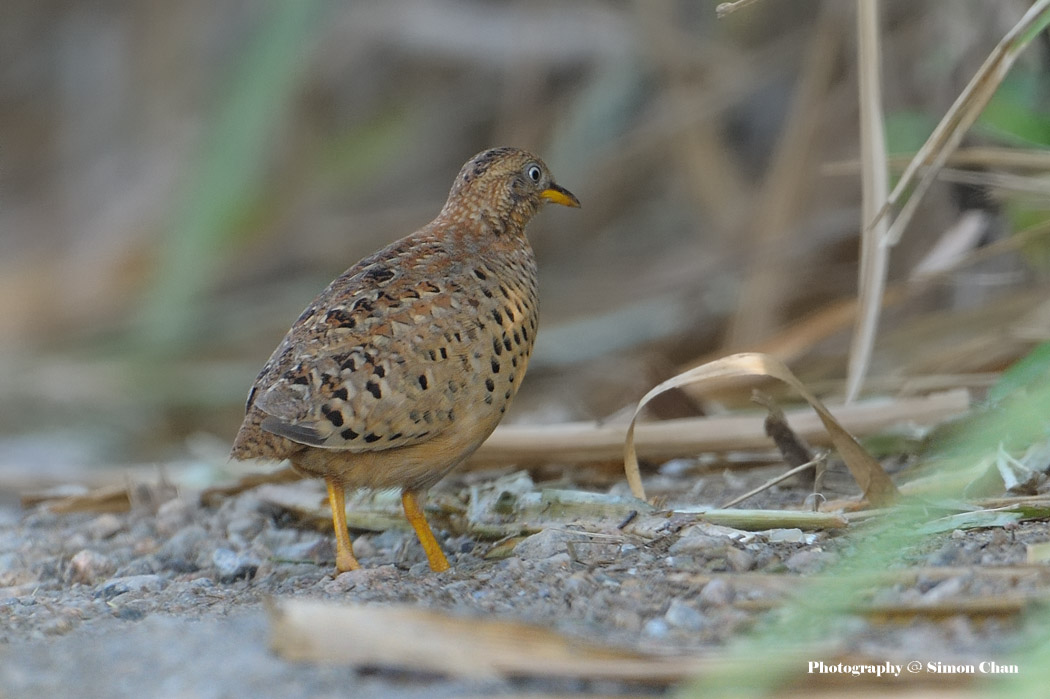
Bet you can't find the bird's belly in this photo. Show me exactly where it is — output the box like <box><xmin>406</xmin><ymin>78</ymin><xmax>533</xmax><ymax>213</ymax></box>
<box><xmin>294</xmin><ymin>409</ymin><xmax>503</xmax><ymax>491</ymax></box>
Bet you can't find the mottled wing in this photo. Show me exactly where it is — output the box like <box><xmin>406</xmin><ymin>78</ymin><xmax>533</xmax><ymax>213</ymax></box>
<box><xmin>248</xmin><ymin>237</ymin><xmax>481</xmax><ymax>453</ymax></box>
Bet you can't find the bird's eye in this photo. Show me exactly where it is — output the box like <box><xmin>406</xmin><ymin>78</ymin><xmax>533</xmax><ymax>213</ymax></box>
<box><xmin>526</xmin><ymin>165</ymin><xmax>542</xmax><ymax>183</ymax></box>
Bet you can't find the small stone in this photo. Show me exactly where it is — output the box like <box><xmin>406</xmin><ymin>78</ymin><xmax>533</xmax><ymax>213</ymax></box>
<box><xmin>323</xmin><ymin>565</ymin><xmax>399</xmax><ymax>594</ymax></box>
<box><xmin>643</xmin><ymin>617</ymin><xmax>670</xmax><ymax>638</ymax></box>
<box><xmin>155</xmin><ymin>498</ymin><xmax>196</xmax><ymax>537</ymax></box>
<box><xmin>767</xmin><ymin>528</ymin><xmax>805</xmax><ymax>543</ymax></box>
<box><xmin>665</xmin><ymin>598</ymin><xmax>704</xmax><ymax>631</ymax></box>
<box><xmin>698</xmin><ymin>578</ymin><xmax>735</xmax><ymax>608</ymax></box>
<box><xmin>68</xmin><ymin>549</ymin><xmax>115</xmax><ymax>585</ymax></box>
<box><xmin>226</xmin><ymin>515</ymin><xmax>264</xmax><ymax>543</ymax></box>
<box><xmin>0</xmin><ymin>552</ymin><xmax>30</xmax><ymax>586</ymax></box>
<box><xmin>725</xmin><ymin>548</ymin><xmax>754</xmax><ymax>572</ymax></box>
<box><xmin>512</xmin><ymin>528</ymin><xmax>580</xmax><ymax>560</ymax></box>
<box><xmin>157</xmin><ymin>524</ymin><xmax>209</xmax><ymax>571</ymax></box>
<box><xmin>96</xmin><ymin>574</ymin><xmax>168</xmax><ymax>600</ymax></box>
<box><xmin>669</xmin><ymin>534</ymin><xmax>728</xmax><ymax>556</ymax></box>
<box><xmin>784</xmin><ymin>549</ymin><xmax>835</xmax><ymax>574</ymax></box>
<box><xmin>87</xmin><ymin>513</ymin><xmax>124</xmax><ymax>540</ymax></box>
<box><xmin>350</xmin><ymin>535</ymin><xmax>377</xmax><ymax>559</ymax></box>
<box><xmin>211</xmin><ymin>547</ymin><xmax>261</xmax><ymax>583</ymax></box>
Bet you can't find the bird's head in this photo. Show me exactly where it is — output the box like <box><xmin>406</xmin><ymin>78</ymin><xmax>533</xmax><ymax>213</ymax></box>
<box><xmin>443</xmin><ymin>147</ymin><xmax>580</xmax><ymax>233</ymax></box>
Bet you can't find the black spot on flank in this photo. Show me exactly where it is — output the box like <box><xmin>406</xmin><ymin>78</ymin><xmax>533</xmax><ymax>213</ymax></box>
<box><xmin>439</xmin><ymin>347</ymin><xmax>448</xmax><ymax>359</ymax></box>
<box><xmin>352</xmin><ymin>298</ymin><xmax>374</xmax><ymax>313</ymax></box>
<box><xmin>454</xmin><ymin>332</ymin><xmax>462</xmax><ymax>342</ymax></box>
<box><xmin>504</xmin><ymin>389</ymin><xmax>512</xmax><ymax>400</ymax></box>
<box><xmin>448</xmin><ymin>409</ymin><xmax>455</xmax><ymax>422</ymax></box>
<box><xmin>427</xmin><ymin>350</ymin><xmax>437</xmax><ymax>361</ymax></box>
<box><xmin>521</xmin><ymin>326</ymin><xmax>529</xmax><ymax>342</ymax></box>
<box><xmin>364</xmin><ymin>433</ymin><xmax>381</xmax><ymax>443</ymax></box>
<box><xmin>492</xmin><ymin>337</ymin><xmax>503</xmax><ymax>356</ymax></box>
<box><xmin>473</xmin><ymin>268</ymin><xmax>488</xmax><ymax>280</ymax></box>
<box><xmin>363</xmin><ymin>266</ymin><xmax>395</xmax><ymax>284</ymax></box>
<box><xmin>423</xmin><ymin>410</ymin><xmax>433</xmax><ymax>423</ymax></box>
<box><xmin>388</xmin><ymin>432</ymin><xmax>402</xmax><ymax>441</ymax></box>
<box><xmin>419</xmin><ymin>281</ymin><xmax>441</xmax><ymax>294</ymax></box>
<box><xmin>503</xmin><ymin>337</ymin><xmax>513</xmax><ymax>352</ymax></box>
<box><xmin>485</xmin><ymin>378</ymin><xmax>495</xmax><ymax>392</ymax></box>
<box><xmin>491</xmin><ymin>309</ymin><xmax>503</xmax><ymax>324</ymax></box>
<box><xmin>341</xmin><ymin>428</ymin><xmax>359</xmax><ymax>440</ymax></box>
<box><xmin>484</xmin><ymin>395</ymin><xmax>493</xmax><ymax>405</ymax></box>
<box><xmin>513</xmin><ymin>331</ymin><xmax>521</xmax><ymax>345</ymax></box>
<box><xmin>499</xmin><ymin>406</ymin><xmax>506</xmax><ymax>414</ymax></box>
<box><xmin>333</xmin><ymin>387</ymin><xmax>349</xmax><ymax>401</ymax></box>
<box><xmin>448</xmin><ymin>381</ymin><xmax>458</xmax><ymax>394</ymax></box>
<box><xmin>409</xmin><ymin>410</ymin><xmax>420</xmax><ymax>422</ymax></box>
<box><xmin>418</xmin><ymin>375</ymin><xmax>429</xmax><ymax>389</ymax></box>
<box><xmin>374</xmin><ymin>365</ymin><xmax>386</xmax><ymax>378</ymax></box>
<box><xmin>323</xmin><ymin>407</ymin><xmax>344</xmax><ymax>427</ymax></box>
<box><xmin>365</xmin><ymin>381</ymin><xmax>382</xmax><ymax>399</ymax></box>
<box><xmin>482</xmin><ymin>288</ymin><xmax>493</xmax><ymax>299</ymax></box>
<box><xmin>498</xmin><ymin>285</ymin><xmax>510</xmax><ymax>299</ymax></box>
<box><xmin>511</xmin><ymin>356</ymin><xmax>519</xmax><ymax>368</ymax></box>
<box><xmin>417</xmin><ymin>430</ymin><xmax>430</xmax><ymax>439</ymax></box>
<box><xmin>491</xmin><ymin>358</ymin><xmax>500</xmax><ymax>374</ymax></box>
<box><xmin>292</xmin><ymin>375</ymin><xmax>309</xmax><ymax>386</ymax></box>
<box><xmin>403</xmin><ymin>288</ymin><xmax>420</xmax><ymax>300</ymax></box>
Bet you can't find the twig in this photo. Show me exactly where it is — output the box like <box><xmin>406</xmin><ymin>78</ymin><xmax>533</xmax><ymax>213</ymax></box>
<box><xmin>719</xmin><ymin>455</ymin><xmax>826</xmax><ymax>509</ymax></box>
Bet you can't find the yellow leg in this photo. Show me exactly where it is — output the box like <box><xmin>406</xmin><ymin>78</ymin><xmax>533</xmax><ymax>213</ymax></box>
<box><xmin>401</xmin><ymin>489</ymin><xmax>450</xmax><ymax>572</ymax></box>
<box><xmin>326</xmin><ymin>477</ymin><xmax>360</xmax><ymax>573</ymax></box>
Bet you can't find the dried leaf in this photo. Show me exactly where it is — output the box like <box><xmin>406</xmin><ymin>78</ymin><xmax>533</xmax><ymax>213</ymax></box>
<box><xmin>624</xmin><ymin>353</ymin><xmax>899</xmax><ymax>505</ymax></box>
<box><xmin>268</xmin><ymin>599</ymin><xmax>703</xmax><ymax>682</ymax></box>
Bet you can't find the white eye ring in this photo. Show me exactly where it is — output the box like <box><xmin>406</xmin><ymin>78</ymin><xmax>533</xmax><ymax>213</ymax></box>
<box><xmin>526</xmin><ymin>165</ymin><xmax>542</xmax><ymax>183</ymax></box>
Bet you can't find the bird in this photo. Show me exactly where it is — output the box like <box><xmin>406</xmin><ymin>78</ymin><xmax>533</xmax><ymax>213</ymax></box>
<box><xmin>230</xmin><ymin>147</ymin><xmax>580</xmax><ymax>573</ymax></box>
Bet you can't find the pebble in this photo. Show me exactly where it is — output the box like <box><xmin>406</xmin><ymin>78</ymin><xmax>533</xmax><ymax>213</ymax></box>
<box><xmin>211</xmin><ymin>548</ymin><xmax>261</xmax><ymax>583</ymax></box>
<box><xmin>97</xmin><ymin>574</ymin><xmax>168</xmax><ymax>600</ymax></box>
<box><xmin>87</xmin><ymin>514</ymin><xmax>124</xmax><ymax>540</ymax></box>
<box><xmin>725</xmin><ymin>548</ymin><xmax>755</xmax><ymax>572</ymax></box>
<box><xmin>0</xmin><ymin>552</ymin><xmax>29</xmax><ymax>586</ymax></box>
<box><xmin>767</xmin><ymin>528</ymin><xmax>806</xmax><ymax>543</ymax></box>
<box><xmin>643</xmin><ymin>617</ymin><xmax>670</xmax><ymax>638</ymax></box>
<box><xmin>669</xmin><ymin>534</ymin><xmax>728</xmax><ymax>556</ymax></box>
<box><xmin>323</xmin><ymin>565</ymin><xmax>399</xmax><ymax>594</ymax></box>
<box><xmin>154</xmin><ymin>498</ymin><xmax>196</xmax><ymax>536</ymax></box>
<box><xmin>664</xmin><ymin>598</ymin><xmax>704</xmax><ymax>631</ymax></box>
<box><xmin>698</xmin><ymin>578</ymin><xmax>734</xmax><ymax>608</ymax></box>
<box><xmin>226</xmin><ymin>515</ymin><xmax>264</xmax><ymax>544</ymax></box>
<box><xmin>68</xmin><ymin>549</ymin><xmax>115</xmax><ymax>585</ymax></box>
<box><xmin>784</xmin><ymin>549</ymin><xmax>835</xmax><ymax>574</ymax></box>
<box><xmin>513</xmin><ymin>529</ymin><xmax>580</xmax><ymax>560</ymax></box>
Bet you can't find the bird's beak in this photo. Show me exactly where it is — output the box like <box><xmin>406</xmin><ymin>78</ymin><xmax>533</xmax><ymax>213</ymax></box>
<box><xmin>540</xmin><ymin>183</ymin><xmax>581</xmax><ymax>208</ymax></box>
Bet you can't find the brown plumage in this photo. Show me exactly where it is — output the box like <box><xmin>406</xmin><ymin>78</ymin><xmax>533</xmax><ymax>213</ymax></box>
<box><xmin>231</xmin><ymin>147</ymin><xmax>579</xmax><ymax>573</ymax></box>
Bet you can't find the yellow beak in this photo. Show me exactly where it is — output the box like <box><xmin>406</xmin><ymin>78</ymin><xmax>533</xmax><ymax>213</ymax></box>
<box><xmin>540</xmin><ymin>184</ymin><xmax>581</xmax><ymax>208</ymax></box>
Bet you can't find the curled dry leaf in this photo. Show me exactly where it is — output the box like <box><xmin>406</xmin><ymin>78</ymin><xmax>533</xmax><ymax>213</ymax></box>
<box><xmin>623</xmin><ymin>352</ymin><xmax>899</xmax><ymax>506</ymax></box>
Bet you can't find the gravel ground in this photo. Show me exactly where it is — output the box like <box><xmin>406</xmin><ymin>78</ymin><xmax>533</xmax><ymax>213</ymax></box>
<box><xmin>1</xmin><ymin>464</ymin><xmax>1047</xmax><ymax>696</ymax></box>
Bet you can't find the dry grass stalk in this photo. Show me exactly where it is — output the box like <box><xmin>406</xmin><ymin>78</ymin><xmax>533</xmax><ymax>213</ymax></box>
<box><xmin>846</xmin><ymin>0</ymin><xmax>890</xmax><ymax>402</ymax></box>
<box><xmin>473</xmin><ymin>387</ymin><xmax>968</xmax><ymax>466</ymax></box>
<box><xmin>875</xmin><ymin>0</ymin><xmax>1050</xmax><ymax>246</ymax></box>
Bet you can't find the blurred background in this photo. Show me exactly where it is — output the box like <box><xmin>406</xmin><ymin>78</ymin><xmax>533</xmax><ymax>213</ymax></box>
<box><xmin>2</xmin><ymin>0</ymin><xmax>1049</xmax><ymax>490</ymax></box>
